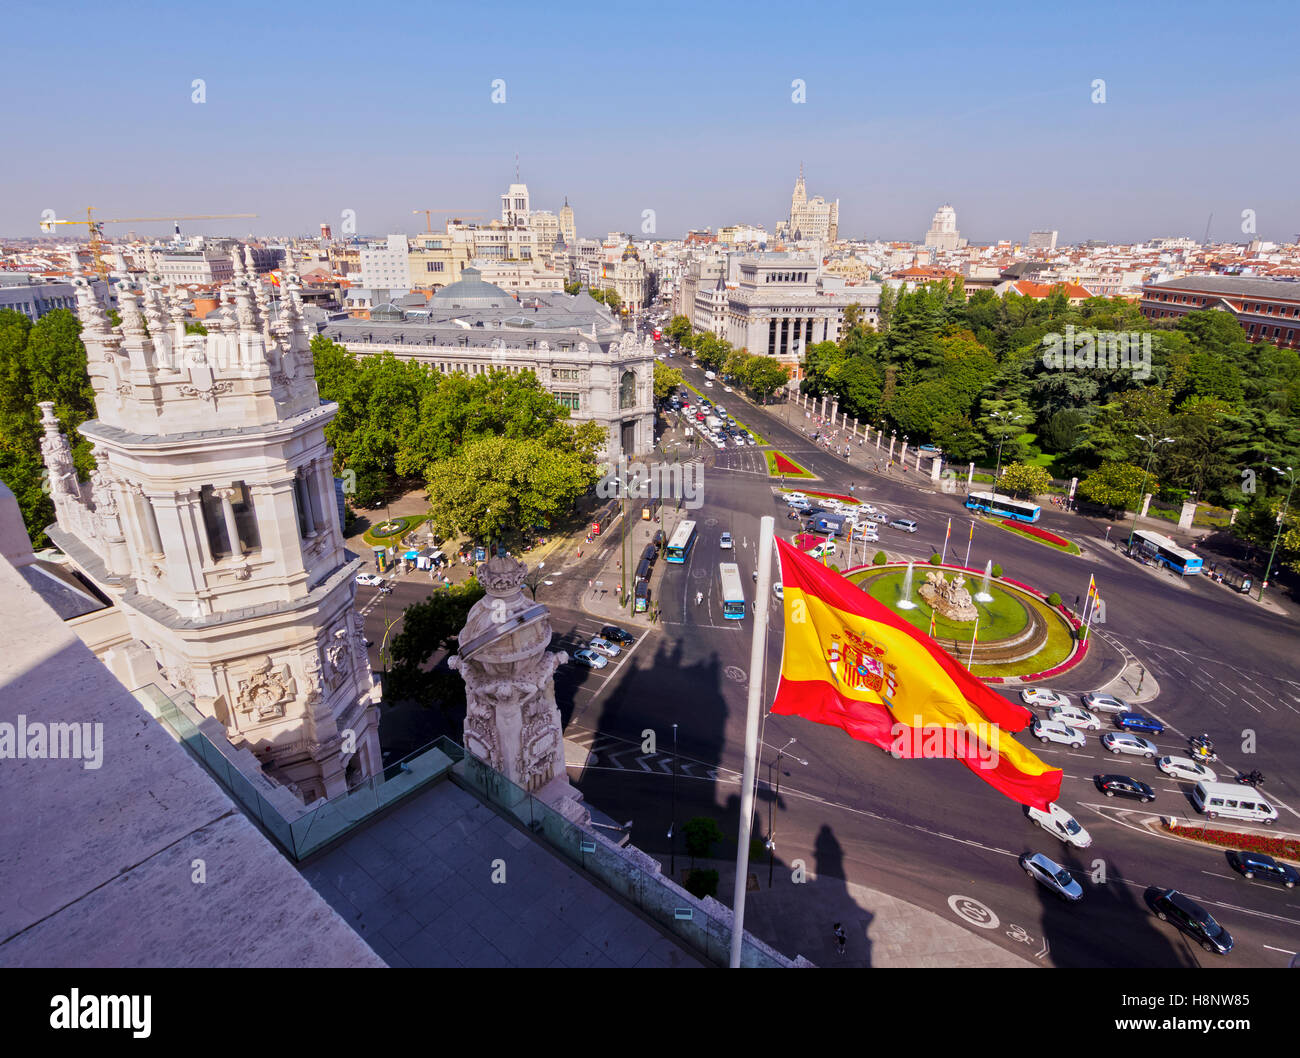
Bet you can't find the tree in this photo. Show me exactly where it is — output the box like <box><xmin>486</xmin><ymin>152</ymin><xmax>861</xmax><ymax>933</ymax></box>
<box><xmin>1077</xmin><ymin>461</ymin><xmax>1154</xmax><ymax>511</ymax></box>
<box><xmin>745</xmin><ymin>357</ymin><xmax>790</xmax><ymax>402</ymax></box>
<box><xmin>876</xmin><ymin>285</ymin><xmax>896</xmax><ymax>333</ymax></box>
<box><xmin>602</xmin><ymin>287</ymin><xmax>622</xmax><ymax>312</ymax></box>
<box><xmin>682</xmin><ymin>816</ymin><xmax>724</xmax><ymax>867</ymax></box>
<box><xmin>998</xmin><ymin>462</ymin><xmax>1052</xmax><ymax>498</ymax></box>
<box><xmin>425</xmin><ymin>434</ymin><xmax>599</xmax><ymax>546</ymax></box>
<box><xmin>563</xmin><ymin>280</ymin><xmax>581</xmax><ymax>295</ymax></box>
<box><xmin>386</xmin><ymin>579</ymin><xmax>486</xmax><ymax>712</ymax></box>
<box><xmin>653</xmin><ymin>362</ymin><xmax>684</xmax><ymax>403</ymax></box>
<box><xmin>666</xmin><ymin>315</ymin><xmax>692</xmax><ymax>343</ymax></box>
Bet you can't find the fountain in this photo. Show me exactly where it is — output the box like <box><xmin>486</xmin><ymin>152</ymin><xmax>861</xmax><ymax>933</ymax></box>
<box><xmin>896</xmin><ymin>560</ymin><xmax>917</xmax><ymax>609</ymax></box>
<box><xmin>975</xmin><ymin>559</ymin><xmax>994</xmax><ymax>603</ymax></box>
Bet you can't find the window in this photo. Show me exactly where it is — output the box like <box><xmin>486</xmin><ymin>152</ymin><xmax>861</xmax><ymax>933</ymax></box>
<box><xmin>200</xmin><ymin>481</ymin><xmax>262</xmax><ymax>559</ymax></box>
<box><xmin>552</xmin><ymin>368</ymin><xmax>579</xmax><ymax>381</ymax></box>
<box><xmin>620</xmin><ymin>370</ymin><xmax>637</xmax><ymax>410</ymax></box>
<box><xmin>426</xmin><ymin>261</ymin><xmax>444</xmax><ymax>272</ymax></box>
<box><xmin>555</xmin><ymin>391</ymin><xmax>580</xmax><ymax>411</ymax></box>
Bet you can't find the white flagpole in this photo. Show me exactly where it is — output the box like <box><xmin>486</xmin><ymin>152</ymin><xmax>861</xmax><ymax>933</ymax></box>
<box><xmin>731</xmin><ymin>514</ymin><xmax>775</xmax><ymax>968</ymax></box>
<box><xmin>941</xmin><ymin>516</ymin><xmax>951</xmax><ymax>565</ymax></box>
<box><xmin>1081</xmin><ymin>577</ymin><xmax>1095</xmax><ymax>625</ymax></box>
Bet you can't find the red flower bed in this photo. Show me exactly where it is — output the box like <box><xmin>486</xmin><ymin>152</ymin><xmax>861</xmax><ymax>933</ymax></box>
<box><xmin>801</xmin><ymin>489</ymin><xmax>861</xmax><ymax>505</ymax></box>
<box><xmin>1165</xmin><ymin>822</ymin><xmax>1300</xmax><ymax>861</ymax></box>
<box><xmin>773</xmin><ymin>452</ymin><xmax>810</xmax><ymax>475</ymax></box>
<box><xmin>1003</xmin><ymin>519</ymin><xmax>1070</xmax><ymax>548</ymax></box>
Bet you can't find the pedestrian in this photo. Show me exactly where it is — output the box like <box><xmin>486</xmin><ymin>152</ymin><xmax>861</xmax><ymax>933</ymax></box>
<box><xmin>443</xmin><ymin>576</ymin><xmax>451</xmax><ymax>589</ymax></box>
<box><xmin>833</xmin><ymin>922</ymin><xmax>847</xmax><ymax>956</ymax></box>
<box><xmin>850</xmin><ymin>482</ymin><xmax>855</xmax><ymax>493</ymax></box>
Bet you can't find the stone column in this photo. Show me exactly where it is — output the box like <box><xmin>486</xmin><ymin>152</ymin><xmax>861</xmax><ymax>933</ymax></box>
<box><xmin>900</xmin><ymin>441</ymin><xmax>909</xmax><ymax>465</ymax></box>
<box><xmin>314</xmin><ymin>457</ymin><xmax>337</xmax><ymax>535</ymax></box>
<box><xmin>931</xmin><ymin>457</ymin><xmax>942</xmax><ymax>482</ymax></box>
<box><xmin>1229</xmin><ymin>507</ymin><xmax>1238</xmax><ymax>525</ymax></box>
<box><xmin>875</xmin><ymin>430</ymin><xmax>882</xmax><ymax>451</ymax></box>
<box><xmin>888</xmin><ymin>436</ymin><xmax>896</xmax><ymax>461</ymax></box>
<box><xmin>830</xmin><ymin>399</ymin><xmax>838</xmax><ymax>425</ymax></box>
<box><xmin>967</xmin><ymin>462</ymin><xmax>975</xmax><ymax>485</ymax></box>
<box><xmin>1140</xmin><ymin>493</ymin><xmax>1153</xmax><ymax>519</ymax></box>
<box><xmin>1178</xmin><ymin>500</ymin><xmax>1197</xmax><ymax>529</ymax></box>
<box><xmin>915</xmin><ymin>449</ymin><xmax>922</xmax><ymax>471</ymax></box>
<box><xmin>138</xmin><ymin>490</ymin><xmax>164</xmax><ymax>556</ymax></box>
<box><xmin>853</xmin><ymin>417</ymin><xmax>859</xmax><ymax>438</ymax></box>
<box><xmin>216</xmin><ymin>488</ymin><xmax>243</xmax><ymax>558</ymax></box>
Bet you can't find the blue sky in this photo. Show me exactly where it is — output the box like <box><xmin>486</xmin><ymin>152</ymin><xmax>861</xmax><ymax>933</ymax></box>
<box><xmin>4</xmin><ymin>0</ymin><xmax>1298</xmax><ymax>244</ymax></box>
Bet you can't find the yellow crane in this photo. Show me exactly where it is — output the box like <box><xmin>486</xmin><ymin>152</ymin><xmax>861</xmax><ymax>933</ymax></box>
<box><xmin>40</xmin><ymin>207</ymin><xmax>258</xmax><ymax>278</ymax></box>
<box><xmin>412</xmin><ymin>209</ymin><xmax>484</xmax><ymax>232</ymax></box>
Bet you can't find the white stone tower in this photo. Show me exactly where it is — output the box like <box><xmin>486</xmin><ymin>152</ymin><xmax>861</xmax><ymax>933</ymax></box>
<box><xmin>42</xmin><ymin>249</ymin><xmax>382</xmax><ymax>802</ymax></box>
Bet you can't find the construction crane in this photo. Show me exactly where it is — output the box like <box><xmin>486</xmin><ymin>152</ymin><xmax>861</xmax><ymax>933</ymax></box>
<box><xmin>40</xmin><ymin>207</ymin><xmax>258</xmax><ymax>279</ymax></box>
<box><xmin>412</xmin><ymin>209</ymin><xmax>484</xmax><ymax>232</ymax></box>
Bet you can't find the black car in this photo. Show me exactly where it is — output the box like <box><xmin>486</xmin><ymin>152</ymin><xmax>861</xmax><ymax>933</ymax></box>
<box><xmin>640</xmin><ymin>543</ymin><xmax>658</xmax><ymax>565</ymax></box>
<box><xmin>599</xmin><ymin>625</ymin><xmax>635</xmax><ymax>646</ymax></box>
<box><xmin>652</xmin><ymin>529</ymin><xmax>666</xmax><ymax>549</ymax></box>
<box><xmin>1228</xmin><ymin>851</ymin><xmax>1298</xmax><ymax>888</ymax></box>
<box><xmin>1151</xmin><ymin>889</ymin><xmax>1233</xmax><ymax>954</ymax></box>
<box><xmin>1096</xmin><ymin>774</ymin><xmax>1155</xmax><ymax>802</ymax></box>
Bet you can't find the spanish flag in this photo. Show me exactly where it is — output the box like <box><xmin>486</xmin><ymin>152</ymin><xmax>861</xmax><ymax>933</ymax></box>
<box><xmin>772</xmin><ymin>539</ymin><xmax>1062</xmax><ymax>809</ymax></box>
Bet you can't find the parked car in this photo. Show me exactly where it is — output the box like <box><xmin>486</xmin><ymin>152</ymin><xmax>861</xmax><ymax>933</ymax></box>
<box><xmin>599</xmin><ymin>625</ymin><xmax>635</xmax><ymax>646</ymax></box>
<box><xmin>587</xmin><ymin>636</ymin><xmax>622</xmax><ymax>658</ymax></box>
<box><xmin>1151</xmin><ymin>889</ymin><xmax>1233</xmax><ymax>954</ymax></box>
<box><xmin>1019</xmin><ymin>852</ymin><xmax>1084</xmax><ymax>902</ymax></box>
<box><xmin>1021</xmin><ymin>687</ymin><xmax>1071</xmax><ymax>708</ymax></box>
<box><xmin>889</xmin><ymin>518</ymin><xmax>919</xmax><ymax>533</ymax></box>
<box><xmin>1101</xmin><ymin>731</ymin><xmax>1159</xmax><ymax>758</ymax></box>
<box><xmin>1228</xmin><ymin>851</ymin><xmax>1298</xmax><ymax>888</ymax></box>
<box><xmin>773</xmin><ymin>582</ymin><xmax>784</xmax><ymax>600</ymax></box>
<box><xmin>1114</xmin><ymin>711</ymin><xmax>1165</xmax><ymax>734</ymax></box>
<box><xmin>1081</xmin><ymin>692</ymin><xmax>1131</xmax><ymax>714</ymax></box>
<box><xmin>355</xmin><ymin>573</ymin><xmax>384</xmax><ymax>587</ymax></box>
<box><xmin>1049</xmin><ymin>704</ymin><xmax>1101</xmax><ymax>730</ymax></box>
<box><xmin>572</xmin><ymin>648</ymin><xmax>608</xmax><ymax>670</ymax></box>
<box><xmin>1157</xmin><ymin>756</ymin><xmax>1217</xmax><ymax>783</ymax></box>
<box><xmin>1027</xmin><ymin>803</ymin><xmax>1092</xmax><ymax>849</ymax></box>
<box><xmin>1030</xmin><ymin>718</ymin><xmax>1086</xmax><ymax>749</ymax></box>
<box><xmin>1095</xmin><ymin>774</ymin><xmax>1155</xmax><ymax>802</ymax></box>
<box><xmin>720</xmin><ymin>532</ymin><xmax>734</xmax><ymax>550</ymax></box>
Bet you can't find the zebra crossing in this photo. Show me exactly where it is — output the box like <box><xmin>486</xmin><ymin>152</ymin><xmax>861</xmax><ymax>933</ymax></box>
<box><xmin>564</xmin><ymin>725</ymin><xmax>727</xmax><ymax>782</ymax></box>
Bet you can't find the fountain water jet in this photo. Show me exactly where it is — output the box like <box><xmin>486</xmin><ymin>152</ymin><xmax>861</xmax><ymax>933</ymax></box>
<box><xmin>896</xmin><ymin>560</ymin><xmax>917</xmax><ymax>609</ymax></box>
<box><xmin>975</xmin><ymin>559</ymin><xmax>994</xmax><ymax>602</ymax></box>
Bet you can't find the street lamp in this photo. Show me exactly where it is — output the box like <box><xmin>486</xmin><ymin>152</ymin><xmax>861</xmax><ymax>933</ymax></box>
<box><xmin>1126</xmin><ymin>433</ymin><xmax>1174</xmax><ymax>551</ymax></box>
<box><xmin>990</xmin><ymin>412</ymin><xmax>1022</xmax><ymax>487</ymax></box>
<box><xmin>764</xmin><ymin>737</ymin><xmax>807</xmax><ymax>887</ymax></box>
<box><xmin>1258</xmin><ymin>465</ymin><xmax>1296</xmax><ymax>599</ymax></box>
<box><xmin>668</xmin><ymin>723</ymin><xmax>678</xmax><ymax>877</ymax></box>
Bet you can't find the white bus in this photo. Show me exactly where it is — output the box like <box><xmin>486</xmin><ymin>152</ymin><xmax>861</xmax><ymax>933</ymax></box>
<box><xmin>665</xmin><ymin>520</ymin><xmax>697</xmax><ymax>563</ymax></box>
<box><xmin>965</xmin><ymin>491</ymin><xmax>1042</xmax><ymax>523</ymax></box>
<box><xmin>1131</xmin><ymin>529</ymin><xmax>1203</xmax><ymax>576</ymax></box>
<box><xmin>719</xmin><ymin>562</ymin><xmax>745</xmax><ymax>619</ymax></box>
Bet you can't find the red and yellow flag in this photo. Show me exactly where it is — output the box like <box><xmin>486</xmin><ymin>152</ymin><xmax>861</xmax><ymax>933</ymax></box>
<box><xmin>771</xmin><ymin>539</ymin><xmax>1062</xmax><ymax>809</ymax></box>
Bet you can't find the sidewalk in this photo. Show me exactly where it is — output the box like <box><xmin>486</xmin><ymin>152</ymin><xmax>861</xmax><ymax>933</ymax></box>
<box><xmin>579</xmin><ymin>501</ymin><xmax>695</xmax><ymax>628</ymax></box>
<box><xmin>674</xmin><ymin>856</ymin><xmax>1035</xmax><ymax>968</ymax></box>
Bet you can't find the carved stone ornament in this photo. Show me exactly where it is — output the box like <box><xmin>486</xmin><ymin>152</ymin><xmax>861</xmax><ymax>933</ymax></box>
<box><xmin>179</xmin><ymin>381</ymin><xmax>234</xmax><ymax>402</ymax></box>
<box><xmin>235</xmin><ymin>656</ymin><xmax>296</xmax><ymax>723</ymax></box>
<box><xmin>324</xmin><ymin>627</ymin><xmax>351</xmax><ymax>691</ymax></box>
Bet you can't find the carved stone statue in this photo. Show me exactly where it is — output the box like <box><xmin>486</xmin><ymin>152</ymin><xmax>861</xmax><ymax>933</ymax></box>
<box><xmin>449</xmin><ymin>552</ymin><xmax>571</xmax><ymax>796</ymax></box>
<box><xmin>919</xmin><ymin>570</ymin><xmax>979</xmax><ymax>622</ymax></box>
<box><xmin>235</xmin><ymin>655</ymin><xmax>296</xmax><ymax>723</ymax></box>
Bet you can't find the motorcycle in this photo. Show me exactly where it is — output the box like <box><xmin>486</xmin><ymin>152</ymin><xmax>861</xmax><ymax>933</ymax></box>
<box><xmin>1236</xmin><ymin>771</ymin><xmax>1265</xmax><ymax>787</ymax></box>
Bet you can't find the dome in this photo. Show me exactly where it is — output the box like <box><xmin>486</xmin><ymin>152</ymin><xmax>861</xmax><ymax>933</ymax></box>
<box><xmin>621</xmin><ymin>243</ymin><xmax>639</xmax><ymax>261</ymax></box>
<box><xmin>429</xmin><ymin>267</ymin><xmax>514</xmax><ymax>308</ymax></box>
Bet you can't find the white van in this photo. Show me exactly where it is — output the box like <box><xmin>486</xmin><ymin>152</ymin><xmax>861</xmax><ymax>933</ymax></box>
<box><xmin>1191</xmin><ymin>781</ymin><xmax>1278</xmax><ymax>825</ymax></box>
<box><xmin>704</xmin><ymin>370</ymin><xmax>716</xmax><ymax>380</ymax></box>
<box><xmin>807</xmin><ymin>541</ymin><xmax>837</xmax><ymax>560</ymax></box>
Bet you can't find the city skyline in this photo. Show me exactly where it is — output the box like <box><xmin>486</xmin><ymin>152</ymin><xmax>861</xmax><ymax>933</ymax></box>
<box><xmin>3</xmin><ymin>0</ymin><xmax>1297</xmax><ymax>244</ymax></box>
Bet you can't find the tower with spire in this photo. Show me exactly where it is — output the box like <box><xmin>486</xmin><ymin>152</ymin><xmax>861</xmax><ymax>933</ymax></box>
<box><xmin>40</xmin><ymin>248</ymin><xmax>382</xmax><ymax>803</ymax></box>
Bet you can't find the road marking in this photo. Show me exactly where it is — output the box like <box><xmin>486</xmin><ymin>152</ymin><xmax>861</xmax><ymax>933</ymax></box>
<box><xmin>1264</xmin><ymin>945</ymin><xmax>1298</xmax><ymax>955</ymax></box>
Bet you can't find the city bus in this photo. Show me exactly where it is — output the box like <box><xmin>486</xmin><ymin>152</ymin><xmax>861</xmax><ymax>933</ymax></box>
<box><xmin>665</xmin><ymin>520</ymin><xmax>697</xmax><ymax>563</ymax></box>
<box><xmin>718</xmin><ymin>562</ymin><xmax>746</xmax><ymax>619</ymax></box>
<box><xmin>964</xmin><ymin>491</ymin><xmax>1042</xmax><ymax>523</ymax></box>
<box><xmin>652</xmin><ymin>327</ymin><xmax>662</xmax><ymax>342</ymax></box>
<box><xmin>1131</xmin><ymin>529</ymin><xmax>1203</xmax><ymax>576</ymax></box>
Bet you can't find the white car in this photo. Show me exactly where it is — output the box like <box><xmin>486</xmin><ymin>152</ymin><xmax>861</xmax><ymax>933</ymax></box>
<box><xmin>1030</xmin><ymin>718</ymin><xmax>1086</xmax><ymax>749</ymax></box>
<box><xmin>1020</xmin><ymin>852</ymin><xmax>1084</xmax><ymax>902</ymax></box>
<box><xmin>587</xmin><ymin>636</ymin><xmax>622</xmax><ymax>658</ymax></box>
<box><xmin>1048</xmin><ymin>705</ymin><xmax>1101</xmax><ymax>731</ymax></box>
<box><xmin>1020</xmin><ymin>687</ymin><xmax>1072</xmax><ymax>708</ymax></box>
<box><xmin>1157</xmin><ymin>756</ymin><xmax>1218</xmax><ymax>783</ymax></box>
<box><xmin>723</xmin><ymin>386</ymin><xmax>733</xmax><ymax>393</ymax></box>
<box><xmin>1027</xmin><ymin>803</ymin><xmax>1093</xmax><ymax>849</ymax></box>
<box><xmin>704</xmin><ymin>380</ymin><xmax>714</xmax><ymax>388</ymax></box>
<box><xmin>807</xmin><ymin>541</ymin><xmax>837</xmax><ymax>560</ymax></box>
<box><xmin>720</xmin><ymin>532</ymin><xmax>734</xmax><ymax>550</ymax></box>
<box><xmin>1102</xmin><ymin>731</ymin><xmax>1158</xmax><ymax>759</ymax></box>
<box><xmin>773</xmin><ymin>582</ymin><xmax>784</xmax><ymax>600</ymax></box>
<box><xmin>785</xmin><ymin>492</ymin><xmax>807</xmax><ymax>504</ymax></box>
<box><xmin>355</xmin><ymin>573</ymin><xmax>384</xmax><ymax>587</ymax></box>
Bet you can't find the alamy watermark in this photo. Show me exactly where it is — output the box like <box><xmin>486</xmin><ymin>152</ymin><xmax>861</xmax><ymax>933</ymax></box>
<box><xmin>1</xmin><ymin>715</ymin><xmax>104</xmax><ymax>769</ymax></box>
<box><xmin>1041</xmin><ymin>325</ymin><xmax>1150</xmax><ymax>381</ymax></box>
<box><xmin>596</xmin><ymin>456</ymin><xmax>703</xmax><ymax>509</ymax></box>
<box><xmin>889</xmin><ymin>718</ymin><xmax>1001</xmax><ymax>770</ymax></box>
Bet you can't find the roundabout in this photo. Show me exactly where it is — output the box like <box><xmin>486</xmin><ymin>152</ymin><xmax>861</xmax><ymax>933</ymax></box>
<box><xmin>846</xmin><ymin>563</ymin><xmax>1081</xmax><ymax>679</ymax></box>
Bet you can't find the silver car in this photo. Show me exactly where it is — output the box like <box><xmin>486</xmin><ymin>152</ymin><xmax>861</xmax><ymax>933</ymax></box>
<box><xmin>1020</xmin><ymin>852</ymin><xmax>1084</xmax><ymax>902</ymax></box>
<box><xmin>587</xmin><ymin>636</ymin><xmax>622</xmax><ymax>658</ymax></box>
<box><xmin>1101</xmin><ymin>731</ymin><xmax>1158</xmax><ymax>758</ymax></box>
<box><xmin>1081</xmin><ymin>692</ymin><xmax>1131</xmax><ymax>714</ymax></box>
